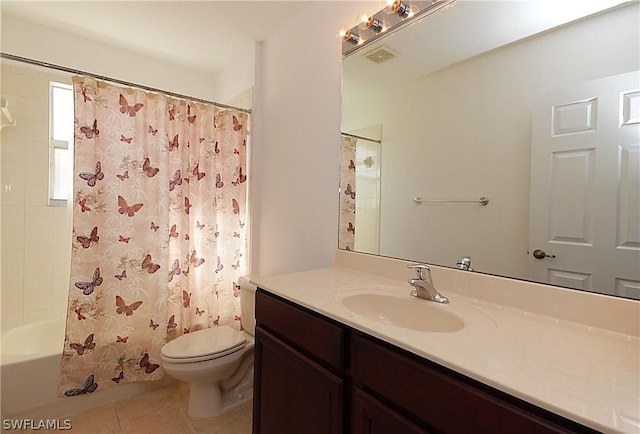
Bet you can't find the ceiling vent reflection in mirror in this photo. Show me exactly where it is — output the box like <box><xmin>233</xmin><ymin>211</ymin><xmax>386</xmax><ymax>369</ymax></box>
<box><xmin>365</xmin><ymin>47</ymin><xmax>396</xmax><ymax>64</ymax></box>
<box><xmin>340</xmin><ymin>0</ymin><xmax>456</xmax><ymax>57</ymax></box>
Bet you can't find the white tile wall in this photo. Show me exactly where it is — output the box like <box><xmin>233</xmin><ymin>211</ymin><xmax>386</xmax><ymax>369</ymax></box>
<box><xmin>1</xmin><ymin>61</ymin><xmax>72</xmax><ymax>330</ymax></box>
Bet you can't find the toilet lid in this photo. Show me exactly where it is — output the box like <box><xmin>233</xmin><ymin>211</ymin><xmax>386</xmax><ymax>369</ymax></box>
<box><xmin>161</xmin><ymin>326</ymin><xmax>247</xmax><ymax>360</ymax></box>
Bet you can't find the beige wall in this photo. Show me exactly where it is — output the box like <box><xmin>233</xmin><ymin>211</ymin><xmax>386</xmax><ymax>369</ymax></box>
<box><xmin>249</xmin><ymin>1</ymin><xmax>379</xmax><ymax>275</ymax></box>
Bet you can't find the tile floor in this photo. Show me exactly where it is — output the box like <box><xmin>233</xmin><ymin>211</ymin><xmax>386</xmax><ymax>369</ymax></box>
<box><xmin>10</xmin><ymin>381</ymin><xmax>252</xmax><ymax>434</ymax></box>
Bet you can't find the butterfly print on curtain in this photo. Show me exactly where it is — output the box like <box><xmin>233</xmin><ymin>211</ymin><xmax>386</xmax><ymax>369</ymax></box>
<box><xmin>79</xmin><ymin>198</ymin><xmax>91</xmax><ymax>212</ymax></box>
<box><xmin>142</xmin><ymin>157</ymin><xmax>159</xmax><ymax>177</ymax></box>
<box><xmin>141</xmin><ymin>254</ymin><xmax>160</xmax><ymax>273</ymax></box>
<box><xmin>79</xmin><ymin>161</ymin><xmax>104</xmax><ymax>187</ymax></box>
<box><xmin>74</xmin><ymin>267</ymin><xmax>102</xmax><ymax>295</ymax></box>
<box><xmin>60</xmin><ymin>75</ymin><xmax>249</xmax><ymax>397</ymax></box>
<box><xmin>119</xmin><ymin>94</ymin><xmax>143</xmax><ymax>117</ymax></box>
<box><xmin>115</xmin><ymin>295</ymin><xmax>142</xmax><ymax>316</ymax></box>
<box><xmin>169</xmin><ymin>170</ymin><xmax>182</xmax><ymax>191</ymax></box>
<box><xmin>168</xmin><ymin>259</ymin><xmax>181</xmax><ymax>282</ymax></box>
<box><xmin>64</xmin><ymin>375</ymin><xmax>98</xmax><ymax>397</ymax></box>
<box><xmin>169</xmin><ymin>224</ymin><xmax>178</xmax><ymax>239</ymax></box>
<box><xmin>193</xmin><ymin>163</ymin><xmax>205</xmax><ymax>181</ymax></box>
<box><xmin>81</xmin><ymin>87</ymin><xmax>91</xmax><ymax>102</ymax></box>
<box><xmin>168</xmin><ymin>134</ymin><xmax>179</xmax><ymax>151</ymax></box>
<box><xmin>74</xmin><ymin>307</ymin><xmax>86</xmax><ymax>320</ymax></box>
<box><xmin>80</xmin><ymin>119</ymin><xmax>99</xmax><ymax>139</ymax></box>
<box><xmin>139</xmin><ymin>353</ymin><xmax>160</xmax><ymax>374</ymax></box>
<box><xmin>69</xmin><ymin>334</ymin><xmax>95</xmax><ymax>355</ymax></box>
<box><xmin>118</xmin><ymin>195</ymin><xmax>143</xmax><ymax>216</ymax></box>
<box><xmin>76</xmin><ymin>226</ymin><xmax>99</xmax><ymax>248</ymax></box>
<box><xmin>112</xmin><ymin>371</ymin><xmax>124</xmax><ymax>383</ymax></box>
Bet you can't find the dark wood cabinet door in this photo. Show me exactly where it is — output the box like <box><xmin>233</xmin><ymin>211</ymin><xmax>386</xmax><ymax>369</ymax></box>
<box><xmin>253</xmin><ymin>327</ymin><xmax>343</xmax><ymax>434</ymax></box>
<box><xmin>352</xmin><ymin>334</ymin><xmax>598</xmax><ymax>434</ymax></box>
<box><xmin>354</xmin><ymin>388</ymin><xmax>431</xmax><ymax>434</ymax></box>
<box><xmin>255</xmin><ymin>290</ymin><xmax>344</xmax><ymax>371</ymax></box>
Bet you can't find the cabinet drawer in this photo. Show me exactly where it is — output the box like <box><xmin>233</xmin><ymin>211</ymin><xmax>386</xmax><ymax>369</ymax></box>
<box><xmin>352</xmin><ymin>334</ymin><xmax>597</xmax><ymax>434</ymax></box>
<box><xmin>256</xmin><ymin>289</ymin><xmax>344</xmax><ymax>370</ymax></box>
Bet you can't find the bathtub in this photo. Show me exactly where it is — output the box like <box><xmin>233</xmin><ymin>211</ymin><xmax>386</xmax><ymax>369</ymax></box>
<box><xmin>1</xmin><ymin>320</ymin><xmax>164</xmax><ymax>420</ymax></box>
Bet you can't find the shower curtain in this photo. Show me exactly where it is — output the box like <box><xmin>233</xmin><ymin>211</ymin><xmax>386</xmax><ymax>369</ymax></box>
<box><xmin>339</xmin><ymin>135</ymin><xmax>357</xmax><ymax>251</ymax></box>
<box><xmin>59</xmin><ymin>76</ymin><xmax>249</xmax><ymax>396</ymax></box>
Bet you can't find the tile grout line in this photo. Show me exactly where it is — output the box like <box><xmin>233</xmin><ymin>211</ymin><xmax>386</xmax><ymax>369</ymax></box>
<box><xmin>164</xmin><ymin>384</ymin><xmax>197</xmax><ymax>433</ymax></box>
<box><xmin>112</xmin><ymin>401</ymin><xmax>124</xmax><ymax>434</ymax></box>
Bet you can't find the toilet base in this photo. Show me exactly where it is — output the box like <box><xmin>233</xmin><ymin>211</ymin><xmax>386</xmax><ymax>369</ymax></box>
<box><xmin>187</xmin><ymin>376</ymin><xmax>253</xmax><ymax>419</ymax></box>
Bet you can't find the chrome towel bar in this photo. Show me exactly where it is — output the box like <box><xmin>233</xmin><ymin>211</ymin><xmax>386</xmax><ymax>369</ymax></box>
<box><xmin>413</xmin><ymin>196</ymin><xmax>489</xmax><ymax>206</ymax></box>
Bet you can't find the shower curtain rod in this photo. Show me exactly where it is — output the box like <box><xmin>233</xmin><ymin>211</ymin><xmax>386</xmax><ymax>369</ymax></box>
<box><xmin>0</xmin><ymin>53</ymin><xmax>252</xmax><ymax>114</ymax></box>
<box><xmin>341</xmin><ymin>131</ymin><xmax>381</xmax><ymax>144</ymax></box>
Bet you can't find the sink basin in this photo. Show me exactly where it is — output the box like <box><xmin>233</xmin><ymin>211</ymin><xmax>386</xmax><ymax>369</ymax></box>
<box><xmin>340</xmin><ymin>293</ymin><xmax>464</xmax><ymax>332</ymax></box>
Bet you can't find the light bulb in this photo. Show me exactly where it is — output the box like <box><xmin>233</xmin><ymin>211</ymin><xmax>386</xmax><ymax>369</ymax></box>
<box><xmin>357</xmin><ymin>12</ymin><xmax>371</xmax><ymax>30</ymax></box>
<box><xmin>383</xmin><ymin>0</ymin><xmax>397</xmax><ymax>14</ymax></box>
<box><xmin>384</xmin><ymin>0</ymin><xmax>413</xmax><ymax>18</ymax></box>
<box><xmin>341</xmin><ymin>29</ymin><xmax>362</xmax><ymax>45</ymax></box>
<box><xmin>358</xmin><ymin>15</ymin><xmax>385</xmax><ymax>33</ymax></box>
<box><xmin>338</xmin><ymin>25</ymin><xmax>349</xmax><ymax>39</ymax></box>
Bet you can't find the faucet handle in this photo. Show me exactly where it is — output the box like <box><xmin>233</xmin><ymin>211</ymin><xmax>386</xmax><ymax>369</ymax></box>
<box><xmin>407</xmin><ymin>263</ymin><xmax>430</xmax><ymax>280</ymax></box>
<box><xmin>456</xmin><ymin>256</ymin><xmax>473</xmax><ymax>271</ymax></box>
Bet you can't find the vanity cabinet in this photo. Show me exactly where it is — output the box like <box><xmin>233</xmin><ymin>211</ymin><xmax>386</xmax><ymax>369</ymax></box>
<box><xmin>253</xmin><ymin>289</ymin><xmax>600</xmax><ymax>434</ymax></box>
<box><xmin>351</xmin><ymin>333</ymin><xmax>598</xmax><ymax>434</ymax></box>
<box><xmin>253</xmin><ymin>290</ymin><xmax>345</xmax><ymax>434</ymax></box>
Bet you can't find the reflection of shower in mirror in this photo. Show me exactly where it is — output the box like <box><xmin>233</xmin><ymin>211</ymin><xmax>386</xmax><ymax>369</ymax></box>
<box><xmin>353</xmin><ymin>127</ymin><xmax>382</xmax><ymax>255</ymax></box>
<box><xmin>1</xmin><ymin>97</ymin><xmax>17</xmax><ymax>129</ymax></box>
<box><xmin>362</xmin><ymin>156</ymin><xmax>374</xmax><ymax>168</ymax></box>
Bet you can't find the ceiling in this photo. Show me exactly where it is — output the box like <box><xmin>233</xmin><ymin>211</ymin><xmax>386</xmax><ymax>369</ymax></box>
<box><xmin>2</xmin><ymin>0</ymin><xmax>632</xmax><ymax>80</ymax></box>
<box><xmin>0</xmin><ymin>1</ymin><xmax>312</xmax><ymax>75</ymax></box>
<box><xmin>343</xmin><ymin>0</ymin><xmax>633</xmax><ymax>95</ymax></box>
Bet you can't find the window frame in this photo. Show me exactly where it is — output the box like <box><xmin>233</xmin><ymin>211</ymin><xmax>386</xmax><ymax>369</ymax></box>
<box><xmin>49</xmin><ymin>81</ymin><xmax>73</xmax><ymax>207</ymax></box>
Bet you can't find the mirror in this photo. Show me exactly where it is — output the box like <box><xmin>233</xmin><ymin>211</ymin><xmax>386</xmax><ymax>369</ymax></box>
<box><xmin>340</xmin><ymin>0</ymin><xmax>640</xmax><ymax>299</ymax></box>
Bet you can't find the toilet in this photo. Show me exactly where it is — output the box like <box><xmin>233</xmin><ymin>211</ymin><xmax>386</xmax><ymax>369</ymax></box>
<box><xmin>161</xmin><ymin>279</ymin><xmax>256</xmax><ymax>418</ymax></box>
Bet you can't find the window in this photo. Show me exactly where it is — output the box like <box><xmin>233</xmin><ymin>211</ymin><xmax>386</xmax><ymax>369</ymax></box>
<box><xmin>49</xmin><ymin>82</ymin><xmax>73</xmax><ymax>205</ymax></box>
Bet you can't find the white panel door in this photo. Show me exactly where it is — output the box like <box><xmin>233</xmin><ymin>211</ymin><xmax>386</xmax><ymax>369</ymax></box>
<box><xmin>529</xmin><ymin>71</ymin><xmax>640</xmax><ymax>298</ymax></box>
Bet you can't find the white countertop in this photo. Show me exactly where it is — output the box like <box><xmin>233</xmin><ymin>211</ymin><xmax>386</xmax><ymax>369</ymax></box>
<box><xmin>250</xmin><ymin>262</ymin><xmax>640</xmax><ymax>434</ymax></box>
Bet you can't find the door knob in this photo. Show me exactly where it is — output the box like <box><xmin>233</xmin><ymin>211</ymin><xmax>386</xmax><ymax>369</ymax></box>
<box><xmin>532</xmin><ymin>249</ymin><xmax>556</xmax><ymax>259</ymax></box>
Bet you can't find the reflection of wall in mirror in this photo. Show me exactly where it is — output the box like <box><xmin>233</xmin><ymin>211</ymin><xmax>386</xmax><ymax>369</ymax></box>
<box><xmin>341</xmin><ymin>4</ymin><xmax>639</xmax><ymax>280</ymax></box>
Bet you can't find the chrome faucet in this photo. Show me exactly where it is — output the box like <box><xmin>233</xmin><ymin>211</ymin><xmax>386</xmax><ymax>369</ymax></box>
<box><xmin>456</xmin><ymin>256</ymin><xmax>473</xmax><ymax>271</ymax></box>
<box><xmin>407</xmin><ymin>264</ymin><xmax>449</xmax><ymax>304</ymax></box>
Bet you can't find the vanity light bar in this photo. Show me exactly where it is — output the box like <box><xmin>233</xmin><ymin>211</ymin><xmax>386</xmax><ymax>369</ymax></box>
<box><xmin>341</xmin><ymin>0</ymin><xmax>457</xmax><ymax>57</ymax></box>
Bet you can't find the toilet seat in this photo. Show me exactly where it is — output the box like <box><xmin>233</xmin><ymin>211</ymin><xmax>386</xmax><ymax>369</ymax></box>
<box><xmin>161</xmin><ymin>326</ymin><xmax>248</xmax><ymax>363</ymax></box>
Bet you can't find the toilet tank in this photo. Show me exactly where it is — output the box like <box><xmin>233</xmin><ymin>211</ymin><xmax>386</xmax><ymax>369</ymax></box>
<box><xmin>239</xmin><ymin>277</ymin><xmax>257</xmax><ymax>335</ymax></box>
